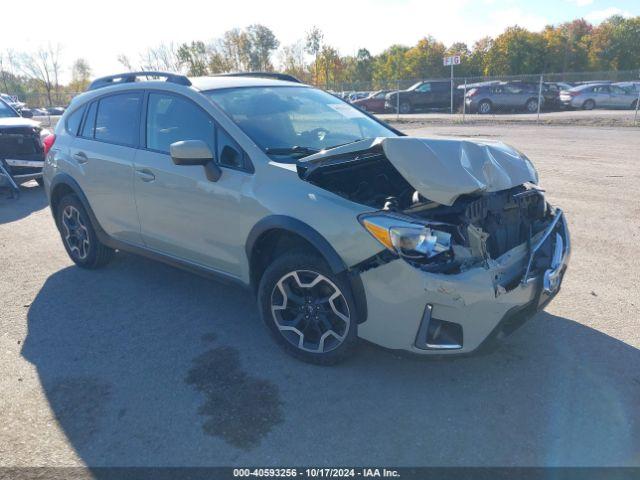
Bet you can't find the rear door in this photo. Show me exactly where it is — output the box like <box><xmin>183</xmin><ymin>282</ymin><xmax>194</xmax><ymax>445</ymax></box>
<box><xmin>431</xmin><ymin>82</ymin><xmax>450</xmax><ymax>108</ymax></box>
<box><xmin>69</xmin><ymin>92</ymin><xmax>143</xmax><ymax>244</ymax></box>
<box><xmin>609</xmin><ymin>85</ymin><xmax>632</xmax><ymax>108</ymax></box>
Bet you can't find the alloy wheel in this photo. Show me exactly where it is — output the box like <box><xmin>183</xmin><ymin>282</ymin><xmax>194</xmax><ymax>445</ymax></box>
<box><xmin>270</xmin><ymin>270</ymin><xmax>350</xmax><ymax>353</ymax></box>
<box><xmin>61</xmin><ymin>205</ymin><xmax>90</xmax><ymax>260</ymax></box>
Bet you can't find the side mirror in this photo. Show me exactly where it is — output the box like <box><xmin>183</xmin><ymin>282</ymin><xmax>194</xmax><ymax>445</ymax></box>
<box><xmin>170</xmin><ymin>140</ymin><xmax>221</xmax><ymax>182</ymax></box>
<box><xmin>21</xmin><ymin>109</ymin><xmax>33</xmax><ymax>118</ymax></box>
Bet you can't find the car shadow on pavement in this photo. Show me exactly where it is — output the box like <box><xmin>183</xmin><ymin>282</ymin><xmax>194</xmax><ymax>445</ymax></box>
<box><xmin>0</xmin><ymin>183</ymin><xmax>47</xmax><ymax>224</ymax></box>
<box><xmin>21</xmin><ymin>253</ymin><xmax>640</xmax><ymax>467</ymax></box>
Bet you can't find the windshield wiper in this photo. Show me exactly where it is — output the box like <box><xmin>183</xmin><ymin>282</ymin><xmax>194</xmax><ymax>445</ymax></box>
<box><xmin>265</xmin><ymin>146</ymin><xmax>320</xmax><ymax>157</ymax></box>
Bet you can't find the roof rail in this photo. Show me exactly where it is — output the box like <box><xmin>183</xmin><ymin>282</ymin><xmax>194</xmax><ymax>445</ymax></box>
<box><xmin>87</xmin><ymin>71</ymin><xmax>192</xmax><ymax>91</ymax></box>
<box><xmin>213</xmin><ymin>72</ymin><xmax>301</xmax><ymax>83</ymax></box>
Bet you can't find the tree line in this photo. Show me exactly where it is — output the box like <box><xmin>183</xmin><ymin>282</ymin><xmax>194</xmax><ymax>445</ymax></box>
<box><xmin>1</xmin><ymin>14</ymin><xmax>639</xmax><ymax>106</ymax></box>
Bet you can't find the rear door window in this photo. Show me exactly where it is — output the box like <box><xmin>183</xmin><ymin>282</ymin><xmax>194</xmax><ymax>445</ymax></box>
<box><xmin>95</xmin><ymin>92</ymin><xmax>143</xmax><ymax>146</ymax></box>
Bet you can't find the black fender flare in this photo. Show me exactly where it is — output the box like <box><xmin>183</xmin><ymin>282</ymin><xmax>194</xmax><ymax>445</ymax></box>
<box><xmin>246</xmin><ymin>215</ymin><xmax>368</xmax><ymax>323</ymax></box>
<box><xmin>48</xmin><ymin>173</ymin><xmax>109</xmax><ymax>242</ymax></box>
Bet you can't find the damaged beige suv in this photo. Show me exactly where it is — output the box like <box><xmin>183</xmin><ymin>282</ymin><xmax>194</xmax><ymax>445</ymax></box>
<box><xmin>43</xmin><ymin>72</ymin><xmax>570</xmax><ymax>364</ymax></box>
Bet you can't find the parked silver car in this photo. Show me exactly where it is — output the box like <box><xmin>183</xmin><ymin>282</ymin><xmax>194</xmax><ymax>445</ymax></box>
<box><xmin>43</xmin><ymin>72</ymin><xmax>569</xmax><ymax>364</ymax></box>
<box><xmin>560</xmin><ymin>83</ymin><xmax>639</xmax><ymax>110</ymax></box>
<box><xmin>465</xmin><ymin>82</ymin><xmax>543</xmax><ymax>114</ymax></box>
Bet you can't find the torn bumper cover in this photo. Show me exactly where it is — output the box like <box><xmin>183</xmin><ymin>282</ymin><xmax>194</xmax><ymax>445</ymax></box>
<box><xmin>356</xmin><ymin>208</ymin><xmax>570</xmax><ymax>355</ymax></box>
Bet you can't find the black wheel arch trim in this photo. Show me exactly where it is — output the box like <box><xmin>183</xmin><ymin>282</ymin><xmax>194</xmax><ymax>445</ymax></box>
<box><xmin>246</xmin><ymin>215</ymin><xmax>368</xmax><ymax>323</ymax></box>
<box><xmin>48</xmin><ymin>173</ymin><xmax>109</xmax><ymax>242</ymax></box>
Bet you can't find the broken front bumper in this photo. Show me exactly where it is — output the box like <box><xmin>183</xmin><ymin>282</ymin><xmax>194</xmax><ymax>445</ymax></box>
<box><xmin>356</xmin><ymin>209</ymin><xmax>570</xmax><ymax>355</ymax></box>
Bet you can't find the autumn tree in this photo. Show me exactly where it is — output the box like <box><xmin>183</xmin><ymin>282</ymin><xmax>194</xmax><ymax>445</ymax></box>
<box><xmin>305</xmin><ymin>26</ymin><xmax>324</xmax><ymax>84</ymax></box>
<box><xmin>404</xmin><ymin>37</ymin><xmax>447</xmax><ymax>79</ymax></box>
<box><xmin>70</xmin><ymin>58</ymin><xmax>91</xmax><ymax>91</ymax></box>
<box><xmin>484</xmin><ymin>26</ymin><xmax>546</xmax><ymax>75</ymax></box>
<box><xmin>279</xmin><ymin>41</ymin><xmax>308</xmax><ymax>81</ymax></box>
<box><xmin>589</xmin><ymin>16</ymin><xmax>640</xmax><ymax>71</ymax></box>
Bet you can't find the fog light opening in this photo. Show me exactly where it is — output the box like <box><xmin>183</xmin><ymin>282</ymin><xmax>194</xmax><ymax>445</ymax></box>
<box><xmin>426</xmin><ymin>318</ymin><xmax>463</xmax><ymax>349</ymax></box>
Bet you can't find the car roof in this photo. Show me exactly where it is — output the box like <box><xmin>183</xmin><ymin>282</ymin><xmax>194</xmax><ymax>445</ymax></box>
<box><xmin>189</xmin><ymin>75</ymin><xmax>306</xmax><ymax>91</ymax></box>
<box><xmin>572</xmin><ymin>83</ymin><xmax>608</xmax><ymax>90</ymax></box>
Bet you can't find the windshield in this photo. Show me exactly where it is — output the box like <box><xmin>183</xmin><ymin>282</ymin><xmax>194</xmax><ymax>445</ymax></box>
<box><xmin>0</xmin><ymin>99</ymin><xmax>19</xmax><ymax>118</ymax></box>
<box><xmin>205</xmin><ymin>86</ymin><xmax>396</xmax><ymax>160</ymax></box>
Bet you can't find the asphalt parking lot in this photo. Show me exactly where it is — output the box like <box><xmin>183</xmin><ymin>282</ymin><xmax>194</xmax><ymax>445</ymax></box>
<box><xmin>1</xmin><ymin>123</ymin><xmax>639</xmax><ymax>467</ymax></box>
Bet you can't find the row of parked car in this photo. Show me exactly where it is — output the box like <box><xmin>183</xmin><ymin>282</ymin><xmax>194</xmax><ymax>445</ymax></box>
<box><xmin>0</xmin><ymin>93</ymin><xmax>66</xmax><ymax>118</ymax></box>
<box><xmin>334</xmin><ymin>80</ymin><xmax>640</xmax><ymax>114</ymax></box>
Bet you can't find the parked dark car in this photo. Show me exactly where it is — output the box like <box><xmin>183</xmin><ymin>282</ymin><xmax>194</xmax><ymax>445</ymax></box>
<box><xmin>352</xmin><ymin>90</ymin><xmax>391</xmax><ymax>113</ymax></box>
<box><xmin>385</xmin><ymin>80</ymin><xmax>461</xmax><ymax>114</ymax></box>
<box><xmin>465</xmin><ymin>82</ymin><xmax>544</xmax><ymax>114</ymax></box>
<box><xmin>0</xmin><ymin>98</ymin><xmax>53</xmax><ymax>193</ymax></box>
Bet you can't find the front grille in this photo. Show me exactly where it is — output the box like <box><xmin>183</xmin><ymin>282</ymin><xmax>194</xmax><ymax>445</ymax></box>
<box><xmin>0</xmin><ymin>127</ymin><xmax>43</xmax><ymax>156</ymax></box>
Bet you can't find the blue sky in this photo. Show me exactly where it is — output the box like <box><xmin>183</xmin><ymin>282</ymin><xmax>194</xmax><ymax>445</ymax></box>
<box><xmin>1</xmin><ymin>0</ymin><xmax>638</xmax><ymax>81</ymax></box>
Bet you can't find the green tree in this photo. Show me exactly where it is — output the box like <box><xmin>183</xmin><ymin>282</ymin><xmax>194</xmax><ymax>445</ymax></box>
<box><xmin>589</xmin><ymin>16</ymin><xmax>640</xmax><ymax>70</ymax></box>
<box><xmin>177</xmin><ymin>41</ymin><xmax>209</xmax><ymax>76</ymax></box>
<box><xmin>305</xmin><ymin>26</ymin><xmax>324</xmax><ymax>84</ymax></box>
<box><xmin>245</xmin><ymin>24</ymin><xmax>279</xmax><ymax>71</ymax></box>
<box><xmin>484</xmin><ymin>26</ymin><xmax>546</xmax><ymax>75</ymax></box>
<box><xmin>404</xmin><ymin>37</ymin><xmax>447</xmax><ymax>79</ymax></box>
<box><xmin>372</xmin><ymin>44</ymin><xmax>409</xmax><ymax>87</ymax></box>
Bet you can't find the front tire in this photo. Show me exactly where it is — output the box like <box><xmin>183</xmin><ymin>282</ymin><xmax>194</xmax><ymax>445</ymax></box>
<box><xmin>56</xmin><ymin>194</ymin><xmax>114</xmax><ymax>269</ymax></box>
<box><xmin>258</xmin><ymin>251</ymin><xmax>358</xmax><ymax>365</ymax></box>
<box><xmin>478</xmin><ymin>100</ymin><xmax>492</xmax><ymax>114</ymax></box>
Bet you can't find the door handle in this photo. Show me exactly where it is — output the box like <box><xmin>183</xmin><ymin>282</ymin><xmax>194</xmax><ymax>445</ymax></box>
<box><xmin>72</xmin><ymin>151</ymin><xmax>88</xmax><ymax>164</ymax></box>
<box><xmin>136</xmin><ymin>169</ymin><xmax>156</xmax><ymax>182</ymax></box>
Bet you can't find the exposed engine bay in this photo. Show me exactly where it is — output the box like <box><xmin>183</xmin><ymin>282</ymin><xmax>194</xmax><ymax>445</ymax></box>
<box><xmin>298</xmin><ymin>141</ymin><xmax>554</xmax><ymax>275</ymax></box>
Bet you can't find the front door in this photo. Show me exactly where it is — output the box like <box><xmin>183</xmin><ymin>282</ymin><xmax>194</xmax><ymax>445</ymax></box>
<box><xmin>133</xmin><ymin>91</ymin><xmax>255</xmax><ymax>277</ymax></box>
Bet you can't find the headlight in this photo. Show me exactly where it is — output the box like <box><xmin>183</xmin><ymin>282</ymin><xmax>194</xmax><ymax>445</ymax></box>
<box><xmin>359</xmin><ymin>214</ymin><xmax>452</xmax><ymax>260</ymax></box>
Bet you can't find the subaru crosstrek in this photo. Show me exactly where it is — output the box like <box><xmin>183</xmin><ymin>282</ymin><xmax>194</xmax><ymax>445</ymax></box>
<box><xmin>43</xmin><ymin>72</ymin><xmax>570</xmax><ymax>364</ymax></box>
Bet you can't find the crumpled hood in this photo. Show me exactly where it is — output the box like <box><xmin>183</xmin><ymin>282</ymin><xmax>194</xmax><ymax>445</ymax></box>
<box><xmin>380</xmin><ymin>137</ymin><xmax>538</xmax><ymax>206</ymax></box>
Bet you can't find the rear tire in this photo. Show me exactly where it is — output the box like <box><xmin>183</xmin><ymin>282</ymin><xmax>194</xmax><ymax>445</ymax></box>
<box><xmin>56</xmin><ymin>194</ymin><xmax>114</xmax><ymax>269</ymax></box>
<box><xmin>582</xmin><ymin>99</ymin><xmax>595</xmax><ymax>110</ymax></box>
<box><xmin>525</xmin><ymin>98</ymin><xmax>539</xmax><ymax>113</ymax></box>
<box><xmin>399</xmin><ymin>101</ymin><xmax>412</xmax><ymax>114</ymax></box>
<box><xmin>258</xmin><ymin>251</ymin><xmax>358</xmax><ymax>365</ymax></box>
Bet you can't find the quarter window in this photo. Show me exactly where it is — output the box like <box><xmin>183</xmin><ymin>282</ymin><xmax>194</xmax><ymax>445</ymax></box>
<box><xmin>65</xmin><ymin>106</ymin><xmax>85</xmax><ymax>136</ymax></box>
<box><xmin>80</xmin><ymin>102</ymin><xmax>97</xmax><ymax>138</ymax></box>
<box><xmin>146</xmin><ymin>93</ymin><xmax>214</xmax><ymax>154</ymax></box>
<box><xmin>95</xmin><ymin>92</ymin><xmax>142</xmax><ymax>146</ymax></box>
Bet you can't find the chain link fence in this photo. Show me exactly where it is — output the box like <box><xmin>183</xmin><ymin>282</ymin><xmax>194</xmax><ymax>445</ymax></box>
<box><xmin>4</xmin><ymin>69</ymin><xmax>640</xmax><ymax>126</ymax></box>
<box><xmin>329</xmin><ymin>69</ymin><xmax>640</xmax><ymax>126</ymax></box>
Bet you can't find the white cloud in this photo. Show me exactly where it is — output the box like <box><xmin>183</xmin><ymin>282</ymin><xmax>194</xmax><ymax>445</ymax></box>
<box><xmin>566</xmin><ymin>0</ymin><xmax>594</xmax><ymax>7</ymax></box>
<box><xmin>586</xmin><ymin>7</ymin><xmax>633</xmax><ymax>23</ymax></box>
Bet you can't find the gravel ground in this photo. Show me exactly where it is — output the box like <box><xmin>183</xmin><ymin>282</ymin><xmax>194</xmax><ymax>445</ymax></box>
<box><xmin>0</xmin><ymin>124</ymin><xmax>639</xmax><ymax>468</ymax></box>
<box><xmin>378</xmin><ymin>108</ymin><xmax>640</xmax><ymax>127</ymax></box>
